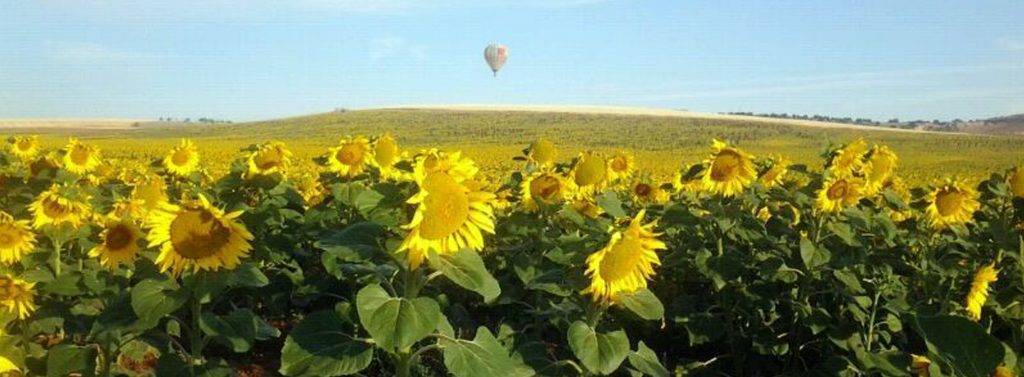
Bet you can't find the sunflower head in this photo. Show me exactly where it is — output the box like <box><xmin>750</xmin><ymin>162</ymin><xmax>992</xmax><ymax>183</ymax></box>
<box><xmin>61</xmin><ymin>138</ymin><xmax>102</xmax><ymax>175</ymax></box>
<box><xmin>9</xmin><ymin>135</ymin><xmax>40</xmax><ymax>160</ymax></box>
<box><xmin>759</xmin><ymin>156</ymin><xmax>790</xmax><ymax>188</ymax></box>
<box><xmin>607</xmin><ymin>151</ymin><xmax>635</xmax><ymax>182</ymax></box>
<box><xmin>89</xmin><ymin>217</ymin><xmax>143</xmax><ymax>269</ymax></box>
<box><xmin>701</xmin><ymin>139</ymin><xmax>756</xmax><ymax>197</ymax></box>
<box><xmin>527</xmin><ymin>138</ymin><xmax>558</xmax><ymax>167</ymax></box>
<box><xmin>0</xmin><ymin>275</ymin><xmax>36</xmax><ymax>319</ymax></box>
<box><xmin>146</xmin><ymin>195</ymin><xmax>254</xmax><ymax>276</ymax></box>
<box><xmin>414</xmin><ymin>149</ymin><xmax>478</xmax><ymax>184</ymax></box>
<box><xmin>630</xmin><ymin>179</ymin><xmax>669</xmax><ymax>205</ymax></box>
<box><xmin>28</xmin><ymin>152</ymin><xmax>61</xmax><ymax>179</ymax></box>
<box><xmin>582</xmin><ymin>210</ymin><xmax>666</xmax><ymax>302</ymax></box>
<box><xmin>827</xmin><ymin>138</ymin><xmax>868</xmax><ymax>177</ymax></box>
<box><xmin>327</xmin><ymin>136</ymin><xmax>371</xmax><ymax>178</ymax></box>
<box><xmin>28</xmin><ymin>185</ymin><xmax>90</xmax><ymax>229</ymax></box>
<box><xmin>371</xmin><ymin>133</ymin><xmax>404</xmax><ymax>180</ymax></box>
<box><xmin>0</xmin><ymin>212</ymin><xmax>36</xmax><ymax>265</ymax></box>
<box><xmin>571</xmin><ymin>152</ymin><xmax>608</xmax><ymax>191</ymax></box>
<box><xmin>925</xmin><ymin>179</ymin><xmax>979</xmax><ymax>229</ymax></box>
<box><xmin>520</xmin><ymin>171</ymin><xmax>570</xmax><ymax>211</ymax></box>
<box><xmin>1007</xmin><ymin>167</ymin><xmax>1024</xmax><ymax>199</ymax></box>
<box><xmin>863</xmin><ymin>145</ymin><xmax>898</xmax><ymax>195</ymax></box>
<box><xmin>131</xmin><ymin>175</ymin><xmax>169</xmax><ymax>217</ymax></box>
<box><xmin>293</xmin><ymin>172</ymin><xmax>327</xmax><ymax>208</ymax></box>
<box><xmin>815</xmin><ymin>176</ymin><xmax>863</xmax><ymax>214</ymax></box>
<box><xmin>964</xmin><ymin>263</ymin><xmax>997</xmax><ymax>321</ymax></box>
<box><xmin>164</xmin><ymin>139</ymin><xmax>200</xmax><ymax>177</ymax></box>
<box><xmin>245</xmin><ymin>141</ymin><xmax>292</xmax><ymax>179</ymax></box>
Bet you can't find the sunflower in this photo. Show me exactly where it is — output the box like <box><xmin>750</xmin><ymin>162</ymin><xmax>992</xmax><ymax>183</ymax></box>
<box><xmin>131</xmin><ymin>176</ymin><xmax>170</xmax><ymax>217</ymax></box>
<box><xmin>9</xmin><ymin>135</ymin><xmax>40</xmax><ymax>160</ymax></box>
<box><xmin>527</xmin><ymin>138</ymin><xmax>558</xmax><ymax>167</ymax></box>
<box><xmin>520</xmin><ymin>171</ymin><xmax>570</xmax><ymax>211</ymax></box>
<box><xmin>863</xmin><ymin>145</ymin><xmax>898</xmax><ymax>196</ymax></box>
<box><xmin>629</xmin><ymin>180</ymin><xmax>669</xmax><ymax>205</ymax></box>
<box><xmin>925</xmin><ymin>180</ymin><xmax>979</xmax><ymax>229</ymax></box>
<box><xmin>146</xmin><ymin>195</ymin><xmax>254</xmax><ymax>276</ymax></box>
<box><xmin>570</xmin><ymin>152</ymin><xmax>607</xmax><ymax>193</ymax></box>
<box><xmin>398</xmin><ymin>154</ymin><xmax>496</xmax><ymax>269</ymax></box>
<box><xmin>0</xmin><ymin>353</ymin><xmax>17</xmax><ymax>374</ymax></box>
<box><xmin>607</xmin><ymin>151</ymin><xmax>635</xmax><ymax>182</ymax></box>
<box><xmin>964</xmin><ymin>263</ymin><xmax>997</xmax><ymax>321</ymax></box>
<box><xmin>416</xmin><ymin>149</ymin><xmax>479</xmax><ymax>183</ymax></box>
<box><xmin>827</xmin><ymin>138</ymin><xmax>868</xmax><ymax>177</ymax></box>
<box><xmin>701</xmin><ymin>139</ymin><xmax>756</xmax><ymax>197</ymax></box>
<box><xmin>61</xmin><ymin>138</ymin><xmax>102</xmax><ymax>175</ymax></box>
<box><xmin>163</xmin><ymin>139</ymin><xmax>200</xmax><ymax>177</ymax></box>
<box><xmin>107</xmin><ymin>197</ymin><xmax>147</xmax><ymax>221</ymax></box>
<box><xmin>89</xmin><ymin>218</ymin><xmax>143</xmax><ymax>269</ymax></box>
<box><xmin>327</xmin><ymin>136</ymin><xmax>371</xmax><ymax>178</ymax></box>
<box><xmin>371</xmin><ymin>133</ymin><xmax>403</xmax><ymax>180</ymax></box>
<box><xmin>815</xmin><ymin>176</ymin><xmax>863</xmax><ymax>214</ymax></box>
<box><xmin>571</xmin><ymin>194</ymin><xmax>605</xmax><ymax>219</ymax></box>
<box><xmin>0</xmin><ymin>212</ymin><xmax>36</xmax><ymax>265</ymax></box>
<box><xmin>293</xmin><ymin>172</ymin><xmax>327</xmax><ymax>208</ymax></box>
<box><xmin>994</xmin><ymin>366</ymin><xmax>1015</xmax><ymax>377</ymax></box>
<box><xmin>28</xmin><ymin>185</ymin><xmax>90</xmax><ymax>229</ymax></box>
<box><xmin>1007</xmin><ymin>167</ymin><xmax>1024</xmax><ymax>199</ymax></box>
<box><xmin>28</xmin><ymin>152</ymin><xmax>61</xmax><ymax>179</ymax></box>
<box><xmin>759</xmin><ymin>156</ymin><xmax>790</xmax><ymax>188</ymax></box>
<box><xmin>756</xmin><ymin>207</ymin><xmax>772</xmax><ymax>222</ymax></box>
<box><xmin>582</xmin><ymin>210</ymin><xmax>666</xmax><ymax>302</ymax></box>
<box><xmin>0</xmin><ymin>275</ymin><xmax>36</xmax><ymax>319</ymax></box>
<box><xmin>672</xmin><ymin>165</ymin><xmax>702</xmax><ymax>194</ymax></box>
<box><xmin>245</xmin><ymin>141</ymin><xmax>292</xmax><ymax>178</ymax></box>
<box><xmin>910</xmin><ymin>354</ymin><xmax>931</xmax><ymax>377</ymax></box>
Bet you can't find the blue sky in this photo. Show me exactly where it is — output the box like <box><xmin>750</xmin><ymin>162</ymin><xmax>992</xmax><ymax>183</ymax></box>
<box><xmin>0</xmin><ymin>0</ymin><xmax>1021</xmax><ymax>121</ymax></box>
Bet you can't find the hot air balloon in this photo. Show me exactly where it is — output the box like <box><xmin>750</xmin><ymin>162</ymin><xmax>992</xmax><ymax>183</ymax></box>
<box><xmin>484</xmin><ymin>43</ymin><xmax>508</xmax><ymax>77</ymax></box>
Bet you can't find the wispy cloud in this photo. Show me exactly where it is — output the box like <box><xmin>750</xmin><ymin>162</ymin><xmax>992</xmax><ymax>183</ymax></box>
<box><xmin>44</xmin><ymin>41</ymin><xmax>160</xmax><ymax>63</ymax></box>
<box><xmin>369</xmin><ymin>37</ymin><xmax>427</xmax><ymax>63</ymax></box>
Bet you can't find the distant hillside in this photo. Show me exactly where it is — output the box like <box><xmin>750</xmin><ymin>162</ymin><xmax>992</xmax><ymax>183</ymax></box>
<box><xmin>958</xmin><ymin>114</ymin><xmax>1024</xmax><ymax>135</ymax></box>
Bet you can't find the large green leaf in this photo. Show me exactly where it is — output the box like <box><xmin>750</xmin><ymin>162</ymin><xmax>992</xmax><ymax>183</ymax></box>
<box><xmin>627</xmin><ymin>341</ymin><xmax>669</xmax><ymax>377</ymax></box>
<box><xmin>567</xmin><ymin>321</ymin><xmax>630</xmax><ymax>375</ymax></box>
<box><xmin>800</xmin><ymin>236</ymin><xmax>830</xmax><ymax>270</ymax></box>
<box><xmin>356</xmin><ymin>284</ymin><xmax>440</xmax><ymax>352</ymax></box>
<box><xmin>913</xmin><ymin>315</ymin><xmax>1004</xmax><ymax>377</ymax></box>
<box><xmin>429</xmin><ymin>249</ymin><xmax>501</xmax><ymax>302</ymax></box>
<box><xmin>617</xmin><ymin>289</ymin><xmax>664</xmax><ymax>321</ymax></box>
<box><xmin>46</xmin><ymin>344</ymin><xmax>97</xmax><ymax>377</ymax></box>
<box><xmin>440</xmin><ymin>326</ymin><xmax>535</xmax><ymax>377</ymax></box>
<box><xmin>596</xmin><ymin>191</ymin><xmax>627</xmax><ymax>219</ymax></box>
<box><xmin>130</xmin><ymin>278</ymin><xmax>188</xmax><ymax>330</ymax></box>
<box><xmin>200</xmin><ymin>309</ymin><xmax>278</xmax><ymax>353</ymax></box>
<box><xmin>280</xmin><ymin>310</ymin><xmax>374</xmax><ymax>377</ymax></box>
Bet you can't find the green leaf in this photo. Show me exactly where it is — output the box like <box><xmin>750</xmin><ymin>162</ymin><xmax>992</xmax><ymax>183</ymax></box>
<box><xmin>200</xmin><ymin>309</ymin><xmax>273</xmax><ymax>353</ymax></box>
<box><xmin>596</xmin><ymin>191</ymin><xmax>627</xmax><ymax>219</ymax></box>
<box><xmin>356</xmin><ymin>284</ymin><xmax>440</xmax><ymax>352</ymax></box>
<box><xmin>440</xmin><ymin>326</ymin><xmax>535</xmax><ymax>377</ymax></box>
<box><xmin>428</xmin><ymin>249</ymin><xmax>501</xmax><ymax>303</ymax></box>
<box><xmin>47</xmin><ymin>344</ymin><xmax>97</xmax><ymax>377</ymax></box>
<box><xmin>628</xmin><ymin>341</ymin><xmax>669</xmax><ymax>377</ymax></box>
<box><xmin>130</xmin><ymin>278</ymin><xmax>188</xmax><ymax>330</ymax></box>
<box><xmin>833</xmin><ymin>270</ymin><xmax>865</xmax><ymax>294</ymax></box>
<box><xmin>280</xmin><ymin>310</ymin><xmax>374</xmax><ymax>377</ymax></box>
<box><xmin>617</xmin><ymin>289</ymin><xmax>664</xmax><ymax>321</ymax></box>
<box><xmin>913</xmin><ymin>315</ymin><xmax>1004</xmax><ymax>377</ymax></box>
<box><xmin>800</xmin><ymin>236</ymin><xmax>830</xmax><ymax>270</ymax></box>
<box><xmin>567</xmin><ymin>321</ymin><xmax>630</xmax><ymax>375</ymax></box>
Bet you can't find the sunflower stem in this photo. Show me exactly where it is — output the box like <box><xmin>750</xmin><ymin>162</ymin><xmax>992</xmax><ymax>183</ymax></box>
<box><xmin>189</xmin><ymin>297</ymin><xmax>204</xmax><ymax>374</ymax></box>
<box><xmin>50</xmin><ymin>237</ymin><xmax>63</xmax><ymax>278</ymax></box>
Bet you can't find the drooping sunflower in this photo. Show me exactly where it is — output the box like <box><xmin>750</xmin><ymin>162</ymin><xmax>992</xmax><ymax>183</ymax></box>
<box><xmin>9</xmin><ymin>135</ymin><xmax>40</xmax><ymax>160</ymax></box>
<box><xmin>582</xmin><ymin>209</ymin><xmax>666</xmax><ymax>302</ymax></box>
<box><xmin>371</xmin><ymin>133</ymin><xmax>403</xmax><ymax>180</ymax></box>
<box><xmin>758</xmin><ymin>156</ymin><xmax>790</xmax><ymax>188</ymax></box>
<box><xmin>964</xmin><ymin>263</ymin><xmax>997</xmax><ymax>321</ymax></box>
<box><xmin>89</xmin><ymin>218</ymin><xmax>143</xmax><ymax>269</ymax></box>
<box><xmin>28</xmin><ymin>185</ymin><xmax>90</xmax><ymax>229</ymax></box>
<box><xmin>28</xmin><ymin>152</ymin><xmax>61</xmax><ymax>179</ymax></box>
<box><xmin>163</xmin><ymin>139</ymin><xmax>200</xmax><ymax>177</ymax></box>
<box><xmin>701</xmin><ymin>139</ymin><xmax>756</xmax><ymax>197</ymax></box>
<box><xmin>245</xmin><ymin>141</ymin><xmax>292</xmax><ymax>178</ymax></box>
<box><xmin>61</xmin><ymin>138</ymin><xmax>102</xmax><ymax>175</ymax></box>
<box><xmin>0</xmin><ymin>275</ymin><xmax>36</xmax><ymax>319</ymax></box>
<box><xmin>925</xmin><ymin>180</ymin><xmax>979</xmax><ymax>229</ymax></box>
<box><xmin>146</xmin><ymin>195</ymin><xmax>254</xmax><ymax>276</ymax></box>
<box><xmin>398</xmin><ymin>153</ymin><xmax>496</xmax><ymax>269</ymax></box>
<box><xmin>1007</xmin><ymin>167</ymin><xmax>1024</xmax><ymax>199</ymax></box>
<box><xmin>327</xmin><ymin>136</ymin><xmax>371</xmax><ymax>178</ymax></box>
<box><xmin>607</xmin><ymin>151</ymin><xmax>635</xmax><ymax>182</ymax></box>
<box><xmin>815</xmin><ymin>176</ymin><xmax>863</xmax><ymax>214</ymax></box>
<box><xmin>527</xmin><ymin>138</ymin><xmax>558</xmax><ymax>167</ymax></box>
<box><xmin>862</xmin><ymin>145</ymin><xmax>898</xmax><ymax>196</ymax></box>
<box><xmin>520</xmin><ymin>171</ymin><xmax>570</xmax><ymax>211</ymax></box>
<box><xmin>570</xmin><ymin>152</ymin><xmax>608</xmax><ymax>194</ymax></box>
<box><xmin>629</xmin><ymin>180</ymin><xmax>670</xmax><ymax>205</ymax></box>
<box><xmin>827</xmin><ymin>138</ymin><xmax>868</xmax><ymax>177</ymax></box>
<box><xmin>131</xmin><ymin>176</ymin><xmax>170</xmax><ymax>217</ymax></box>
<box><xmin>0</xmin><ymin>212</ymin><xmax>36</xmax><ymax>265</ymax></box>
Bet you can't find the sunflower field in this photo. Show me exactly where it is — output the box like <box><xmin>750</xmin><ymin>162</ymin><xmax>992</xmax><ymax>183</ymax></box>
<box><xmin>0</xmin><ymin>132</ymin><xmax>1022</xmax><ymax>377</ymax></box>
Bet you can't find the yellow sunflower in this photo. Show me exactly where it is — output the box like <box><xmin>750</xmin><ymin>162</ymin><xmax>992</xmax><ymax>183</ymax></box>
<box><xmin>571</xmin><ymin>152</ymin><xmax>608</xmax><ymax>193</ymax></box>
<box><xmin>0</xmin><ymin>275</ymin><xmax>36</xmax><ymax>319</ymax></box>
<box><xmin>582</xmin><ymin>209</ymin><xmax>666</xmax><ymax>302</ymax></box>
<box><xmin>107</xmin><ymin>197</ymin><xmax>147</xmax><ymax>222</ymax></box>
<box><xmin>759</xmin><ymin>156</ymin><xmax>790</xmax><ymax>188</ymax></box>
<box><xmin>327</xmin><ymin>136</ymin><xmax>371</xmax><ymax>178</ymax></box>
<box><xmin>28</xmin><ymin>185</ymin><xmax>90</xmax><ymax>229</ymax></box>
<box><xmin>293</xmin><ymin>172</ymin><xmax>327</xmax><ymax>208</ymax></box>
<box><xmin>130</xmin><ymin>176</ymin><xmax>170</xmax><ymax>217</ymax></box>
<box><xmin>61</xmin><ymin>138</ymin><xmax>102</xmax><ymax>175</ymax></box>
<box><xmin>571</xmin><ymin>194</ymin><xmax>605</xmax><ymax>219</ymax></box>
<box><xmin>815</xmin><ymin>176</ymin><xmax>863</xmax><ymax>214</ymax></box>
<box><xmin>994</xmin><ymin>366</ymin><xmax>1015</xmax><ymax>377</ymax></box>
<box><xmin>89</xmin><ymin>218</ymin><xmax>143</xmax><ymax>269</ymax></box>
<box><xmin>701</xmin><ymin>139</ymin><xmax>756</xmax><ymax>197</ymax></box>
<box><xmin>398</xmin><ymin>153</ymin><xmax>496</xmax><ymax>269</ymax></box>
<box><xmin>0</xmin><ymin>212</ymin><xmax>36</xmax><ymax>265</ymax></box>
<box><xmin>9</xmin><ymin>135</ymin><xmax>40</xmax><ymax>160</ymax></box>
<box><xmin>1007</xmin><ymin>167</ymin><xmax>1024</xmax><ymax>198</ymax></box>
<box><xmin>0</xmin><ymin>352</ymin><xmax>17</xmax><ymax>374</ymax></box>
<box><xmin>827</xmin><ymin>138</ymin><xmax>868</xmax><ymax>177</ymax></box>
<box><xmin>863</xmin><ymin>145</ymin><xmax>898</xmax><ymax>196</ymax></box>
<box><xmin>629</xmin><ymin>180</ymin><xmax>670</xmax><ymax>205</ymax></box>
<box><xmin>146</xmin><ymin>195</ymin><xmax>254</xmax><ymax>276</ymax></box>
<box><xmin>417</xmin><ymin>149</ymin><xmax>479</xmax><ymax>183</ymax></box>
<box><xmin>925</xmin><ymin>180</ymin><xmax>979</xmax><ymax>229</ymax></box>
<box><xmin>910</xmin><ymin>354</ymin><xmax>931</xmax><ymax>377</ymax></box>
<box><xmin>527</xmin><ymin>138</ymin><xmax>558</xmax><ymax>167</ymax></box>
<box><xmin>520</xmin><ymin>171</ymin><xmax>570</xmax><ymax>211</ymax></box>
<box><xmin>607</xmin><ymin>151</ymin><xmax>635</xmax><ymax>182</ymax></box>
<box><xmin>672</xmin><ymin>165</ymin><xmax>702</xmax><ymax>194</ymax></box>
<box><xmin>964</xmin><ymin>263</ymin><xmax>997</xmax><ymax>321</ymax></box>
<box><xmin>371</xmin><ymin>133</ymin><xmax>403</xmax><ymax>180</ymax></box>
<box><xmin>163</xmin><ymin>139</ymin><xmax>200</xmax><ymax>177</ymax></box>
<box><xmin>246</xmin><ymin>141</ymin><xmax>292</xmax><ymax>178</ymax></box>
<box><xmin>756</xmin><ymin>206</ymin><xmax>772</xmax><ymax>222</ymax></box>
<box><xmin>28</xmin><ymin>152</ymin><xmax>61</xmax><ymax>179</ymax></box>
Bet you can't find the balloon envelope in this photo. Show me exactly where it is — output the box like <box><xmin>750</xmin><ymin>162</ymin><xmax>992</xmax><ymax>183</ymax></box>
<box><xmin>484</xmin><ymin>43</ymin><xmax>508</xmax><ymax>76</ymax></box>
